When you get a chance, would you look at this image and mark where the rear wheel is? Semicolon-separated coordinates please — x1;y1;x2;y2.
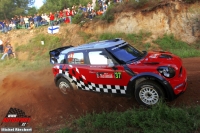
57;78;73;94
135;80;164;106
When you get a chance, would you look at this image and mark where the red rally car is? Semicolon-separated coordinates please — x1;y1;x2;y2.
49;38;187;106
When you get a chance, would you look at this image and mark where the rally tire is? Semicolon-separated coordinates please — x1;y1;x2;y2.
135;80;164;106
57;78;73;95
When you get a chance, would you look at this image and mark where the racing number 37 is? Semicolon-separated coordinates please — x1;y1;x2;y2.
115;72;121;79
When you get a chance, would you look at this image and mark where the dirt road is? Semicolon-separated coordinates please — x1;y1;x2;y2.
0;57;200;132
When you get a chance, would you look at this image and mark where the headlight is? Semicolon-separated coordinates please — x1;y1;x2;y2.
157;66;175;78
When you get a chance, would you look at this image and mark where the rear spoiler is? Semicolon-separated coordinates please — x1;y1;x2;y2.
49;45;73;64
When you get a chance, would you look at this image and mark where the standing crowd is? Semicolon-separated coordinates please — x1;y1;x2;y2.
0;0;126;33
0;0;126;60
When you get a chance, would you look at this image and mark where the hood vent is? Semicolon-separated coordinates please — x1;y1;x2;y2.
143;62;159;65
159;54;173;59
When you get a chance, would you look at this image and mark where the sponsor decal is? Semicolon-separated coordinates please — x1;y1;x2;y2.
97;72;114;78
96;72;122;79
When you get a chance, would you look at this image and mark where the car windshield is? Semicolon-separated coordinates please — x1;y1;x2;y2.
107;43;145;63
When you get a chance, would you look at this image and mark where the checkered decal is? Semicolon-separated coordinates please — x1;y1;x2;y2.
5;108;30;118
59;66;127;94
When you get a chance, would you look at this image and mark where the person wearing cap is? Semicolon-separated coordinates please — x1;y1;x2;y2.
0;39;3;54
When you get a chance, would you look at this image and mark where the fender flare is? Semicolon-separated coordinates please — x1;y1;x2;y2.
54;73;73;87
126;72;175;101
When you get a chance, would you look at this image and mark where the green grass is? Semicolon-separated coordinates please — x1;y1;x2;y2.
155;34;200;58
15;34;62;60
56;103;200;133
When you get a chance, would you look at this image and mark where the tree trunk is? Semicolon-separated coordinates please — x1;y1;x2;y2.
3;11;7;20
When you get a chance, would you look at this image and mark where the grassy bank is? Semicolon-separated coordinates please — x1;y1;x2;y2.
57;103;200;133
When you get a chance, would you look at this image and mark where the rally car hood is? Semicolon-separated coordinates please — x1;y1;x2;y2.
139;51;182;66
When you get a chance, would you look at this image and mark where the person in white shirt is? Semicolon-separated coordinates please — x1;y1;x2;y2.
24;16;29;29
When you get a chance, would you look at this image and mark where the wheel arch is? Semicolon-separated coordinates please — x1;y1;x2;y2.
126;72;175;101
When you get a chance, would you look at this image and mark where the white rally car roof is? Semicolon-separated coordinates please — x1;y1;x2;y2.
61;38;126;54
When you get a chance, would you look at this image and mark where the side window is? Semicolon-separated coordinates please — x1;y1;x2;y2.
89;51;108;65
68;52;84;64
57;54;66;64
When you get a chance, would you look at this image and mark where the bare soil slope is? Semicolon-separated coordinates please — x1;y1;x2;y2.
0;57;200;132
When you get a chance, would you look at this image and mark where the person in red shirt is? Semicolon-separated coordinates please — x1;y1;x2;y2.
49;12;55;26
65;8;72;24
58;10;64;23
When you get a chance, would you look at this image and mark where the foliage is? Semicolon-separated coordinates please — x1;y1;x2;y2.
57;103;200;133
101;4;115;23
0;0;35;20
38;0;91;14
72;12;84;24
183;0;200;3
15;33;62;60
154;34;200;58
27;7;37;15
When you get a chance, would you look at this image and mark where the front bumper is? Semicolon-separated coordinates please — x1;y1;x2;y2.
171;66;187;95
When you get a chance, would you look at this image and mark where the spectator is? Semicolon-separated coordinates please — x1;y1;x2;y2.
87;4;92;19
19;16;24;27
0;39;3;54
108;0;111;6
49;12;55;26
9;21;16;30
28;15;34;25
46;15;50;25
33;14;38;27
37;14;43;26
0;43;16;60
82;6;87;12
66;8;72;24
89;9;96;20
28;22;35;29
103;3;108;14
97;9;103;15
92;0;96;8
99;2;103;11
7;44;16;58
58;11;64;23
24;16;29;29
15;16;20;29
54;11;58;25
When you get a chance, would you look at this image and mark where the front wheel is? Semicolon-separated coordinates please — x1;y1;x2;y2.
135;80;164;106
57;78;73;94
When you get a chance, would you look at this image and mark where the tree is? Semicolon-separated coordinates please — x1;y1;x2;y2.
27;7;37;15
0;0;35;20
38;0;90;14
